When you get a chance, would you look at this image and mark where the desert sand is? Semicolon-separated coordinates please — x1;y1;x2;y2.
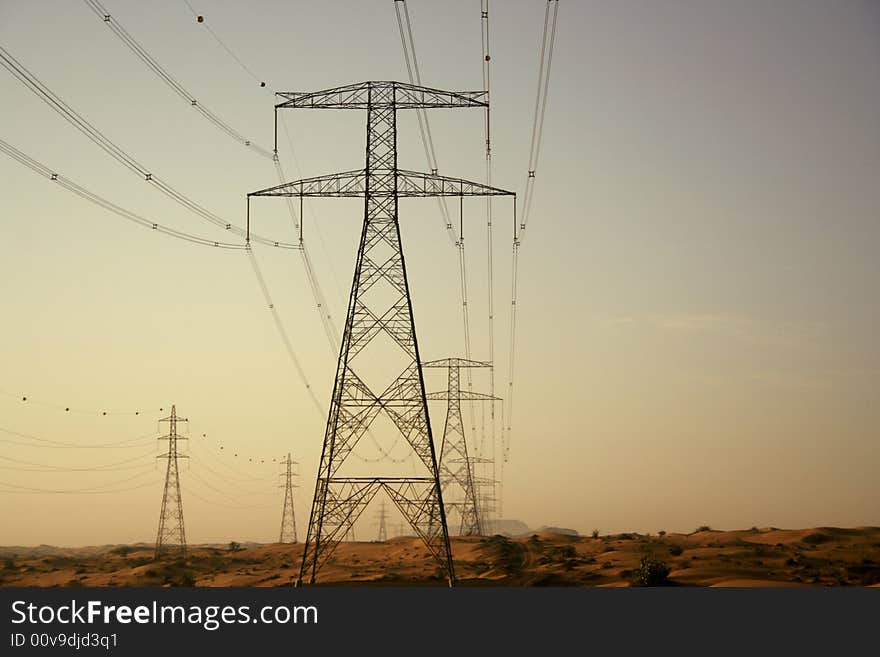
1;527;878;587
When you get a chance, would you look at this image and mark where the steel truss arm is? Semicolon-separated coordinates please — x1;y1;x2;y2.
276;81;487;110
249;169;513;199
425;390;501;402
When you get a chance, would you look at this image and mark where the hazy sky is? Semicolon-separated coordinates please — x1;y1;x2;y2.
0;0;877;546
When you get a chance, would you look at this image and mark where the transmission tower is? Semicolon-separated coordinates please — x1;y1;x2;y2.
423;358;499;535
154;405;188;559
279;453;298;544
375;500;389;542
248;81;515;586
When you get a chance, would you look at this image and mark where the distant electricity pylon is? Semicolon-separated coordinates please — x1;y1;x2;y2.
155;405;188;559
375;500;389;542
279;453;298;544
248;81;515;586
423;358;500;536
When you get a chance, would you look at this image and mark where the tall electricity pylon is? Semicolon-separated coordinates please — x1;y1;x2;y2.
279;453;298;544
155;405;188;559
423;358;500;535
375;499;389;542
248;81;515;586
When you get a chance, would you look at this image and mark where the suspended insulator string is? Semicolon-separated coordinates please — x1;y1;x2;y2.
393;0;457;246
0;426;158;450
279;113;347;304
520;0;559;237
0;139;247;250
180;0;268;88
0;45;297;250
271;155;339;355
83;0;273;158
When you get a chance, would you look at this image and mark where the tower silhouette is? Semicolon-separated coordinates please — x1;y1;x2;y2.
375;499;389;542
154;405;187;559
248;81;515;586
423;358;499;535
279;453;298;544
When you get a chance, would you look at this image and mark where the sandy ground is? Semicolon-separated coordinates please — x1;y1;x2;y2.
1;527;879;587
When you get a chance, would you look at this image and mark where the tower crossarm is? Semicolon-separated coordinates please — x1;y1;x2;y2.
276;81;487;110
249;169;512;199
425;390;501;402
422;358;492;369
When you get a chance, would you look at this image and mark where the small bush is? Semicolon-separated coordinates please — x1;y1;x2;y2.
695;525;712;533
591;529;600;539
228;541;242;553
658;530;666;538
669;545;684;557
632;556;671;587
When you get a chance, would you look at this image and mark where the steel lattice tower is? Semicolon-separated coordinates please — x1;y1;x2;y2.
423;358;499;535
154;405;188;559
375;499;389;542
279;453;298;544
248;81;514;586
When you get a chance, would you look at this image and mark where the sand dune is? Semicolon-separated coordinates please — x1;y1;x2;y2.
1;527;878;587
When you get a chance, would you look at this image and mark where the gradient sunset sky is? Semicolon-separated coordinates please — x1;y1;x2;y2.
0;0;877;545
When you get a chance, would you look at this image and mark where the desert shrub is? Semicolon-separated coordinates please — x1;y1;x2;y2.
750;526;759;532
658;530;666;538
180;572;196;586
669;545;684;557
228;541;242;552
632;556;671;586
591;529;600;539
801;533;830;545
695;525;712;533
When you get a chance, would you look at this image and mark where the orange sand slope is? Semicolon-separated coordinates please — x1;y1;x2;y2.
1;527;879;587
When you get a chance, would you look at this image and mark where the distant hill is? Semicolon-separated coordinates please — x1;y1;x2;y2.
536;526;579;537
484;519;531;537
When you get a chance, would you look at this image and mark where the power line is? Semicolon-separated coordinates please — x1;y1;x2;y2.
0;426;157;450
0;467;158;494
0;450;156;472
0;139;248;250
502;1;559;511
0;479;159;495
84;0;273;158
0;44;298;250
179;0;269;89
0;386;167;417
